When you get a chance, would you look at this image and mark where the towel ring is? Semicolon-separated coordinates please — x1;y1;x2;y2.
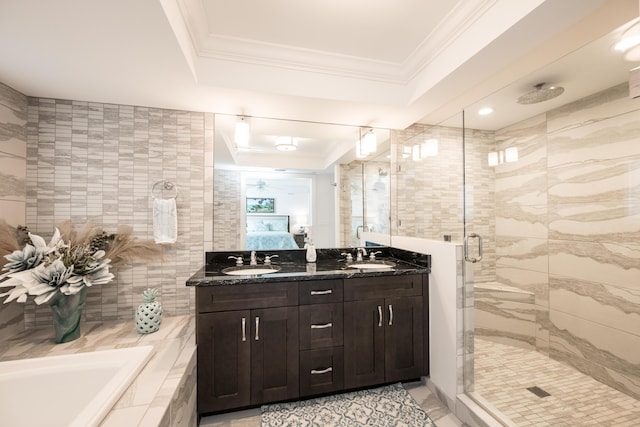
152;180;178;200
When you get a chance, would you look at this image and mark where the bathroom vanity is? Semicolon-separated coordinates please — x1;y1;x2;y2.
186;247;430;415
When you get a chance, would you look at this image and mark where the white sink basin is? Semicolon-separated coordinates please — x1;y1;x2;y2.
222;265;282;276
347;261;396;269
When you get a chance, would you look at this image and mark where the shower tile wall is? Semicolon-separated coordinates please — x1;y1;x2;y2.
0;82;27;335
545;83;640;400
23;97;214;328
492;113;550;353
391;122;496;285
339;161;363;247
484;83;640;400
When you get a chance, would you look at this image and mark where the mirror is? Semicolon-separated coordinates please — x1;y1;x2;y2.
213;114;390;251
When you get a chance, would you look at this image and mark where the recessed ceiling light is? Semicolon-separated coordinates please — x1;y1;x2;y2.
478;107;494;116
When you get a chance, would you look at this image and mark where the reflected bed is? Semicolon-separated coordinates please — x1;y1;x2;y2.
246;214;298;250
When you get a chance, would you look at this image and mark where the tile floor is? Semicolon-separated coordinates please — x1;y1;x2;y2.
474;338;640;427
199;381;466;426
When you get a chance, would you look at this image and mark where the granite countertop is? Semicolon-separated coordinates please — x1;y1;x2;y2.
187;246;430;286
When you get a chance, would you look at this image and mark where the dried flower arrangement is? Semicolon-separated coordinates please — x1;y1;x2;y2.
0;220;164;305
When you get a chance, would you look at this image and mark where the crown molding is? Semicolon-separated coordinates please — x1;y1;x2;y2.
174;0;501;86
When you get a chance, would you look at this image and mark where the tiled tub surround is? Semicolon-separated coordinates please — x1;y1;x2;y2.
0;315;196;427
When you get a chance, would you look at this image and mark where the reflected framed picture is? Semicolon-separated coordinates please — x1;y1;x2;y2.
246;197;275;213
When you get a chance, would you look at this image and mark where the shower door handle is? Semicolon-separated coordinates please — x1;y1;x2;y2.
464;233;483;263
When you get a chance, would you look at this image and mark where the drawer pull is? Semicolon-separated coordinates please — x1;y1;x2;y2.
388;304;393;326
311;367;333;375
255;316;260;341
310;289;332;296
241;317;246;342
377;305;383;327
311;322;333;329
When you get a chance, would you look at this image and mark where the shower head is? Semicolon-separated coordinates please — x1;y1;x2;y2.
378;168;388;176
517;83;564;105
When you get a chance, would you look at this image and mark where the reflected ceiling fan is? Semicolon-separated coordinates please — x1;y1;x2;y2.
246;178;290;193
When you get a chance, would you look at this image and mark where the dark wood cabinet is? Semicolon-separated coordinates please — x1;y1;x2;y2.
344;299;385;388
343;275;425;389
250;307;299;405
298;280;344;397
196;285;299;414
197;310;251;412
196;273;428;415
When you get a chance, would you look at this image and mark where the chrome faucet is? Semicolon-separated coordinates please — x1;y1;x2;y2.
356;247;367;262
264;254;278;265
369;251;382;261
228;255;243;266
250;251;257;266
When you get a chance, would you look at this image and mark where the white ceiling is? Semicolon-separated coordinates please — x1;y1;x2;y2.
0;0;636;128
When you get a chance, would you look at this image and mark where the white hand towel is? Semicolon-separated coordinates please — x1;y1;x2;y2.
153;198;178;244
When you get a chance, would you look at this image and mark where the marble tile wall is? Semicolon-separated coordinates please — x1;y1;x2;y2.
212;169;241;250
486;82;640;400
391;122;496;285
493;113;550;353
0;82;27;335
22;97;214;328
338;160;389;247
545;83;640;399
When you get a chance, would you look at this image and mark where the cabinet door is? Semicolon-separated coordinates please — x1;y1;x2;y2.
344;299;385;389
251;307;299;405
385;296;424;382
197;310;251;413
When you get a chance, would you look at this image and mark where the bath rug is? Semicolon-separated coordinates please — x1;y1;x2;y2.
261;383;437;426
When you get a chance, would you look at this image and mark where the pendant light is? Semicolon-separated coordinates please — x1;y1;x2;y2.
361;128;377;155
234;117;250;148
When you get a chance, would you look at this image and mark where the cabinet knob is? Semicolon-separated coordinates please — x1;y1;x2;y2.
377;305;383;327
241;317;246;342
310;289;332;296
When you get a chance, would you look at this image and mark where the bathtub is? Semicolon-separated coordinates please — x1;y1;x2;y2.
0;345;154;427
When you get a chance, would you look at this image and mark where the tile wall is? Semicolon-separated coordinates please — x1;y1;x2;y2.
16;95;214;328
338;160;390;247
212;169;241;250
545;83;640;399
0;82;27;334
392;83;640;401
478;83;640;399
391;122;496;285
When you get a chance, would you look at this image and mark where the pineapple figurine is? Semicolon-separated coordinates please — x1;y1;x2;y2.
135;288;163;334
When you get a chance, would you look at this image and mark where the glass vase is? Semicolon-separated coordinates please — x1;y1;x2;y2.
49;287;87;343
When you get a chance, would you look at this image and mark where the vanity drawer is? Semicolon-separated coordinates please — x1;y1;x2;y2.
299;347;344;397
196;282;298;313
298;279;343;305
299;303;343;350
344;274;423;301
